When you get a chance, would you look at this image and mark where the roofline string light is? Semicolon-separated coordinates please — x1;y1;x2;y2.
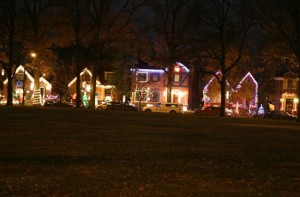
203;71;258;106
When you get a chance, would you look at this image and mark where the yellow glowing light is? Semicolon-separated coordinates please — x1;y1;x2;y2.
226;91;229;100
86;84;91;92
174;67;180;73
30;83;34;90
178;91;186;97
30;52;37;58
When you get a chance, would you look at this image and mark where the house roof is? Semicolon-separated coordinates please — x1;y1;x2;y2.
3;65;52;90
275;67;299;77
135;59;162;70
133;59;190;72
204;71;258;93
68;68;101;87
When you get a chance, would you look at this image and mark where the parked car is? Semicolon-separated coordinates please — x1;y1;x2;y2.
44;100;74;108
142;103;182;113
194;106;232;116
44;99;84;108
96;101;138;111
263;110;297;120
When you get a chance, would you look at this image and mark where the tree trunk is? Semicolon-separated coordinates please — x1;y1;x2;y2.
6;75;13;106
188;63;195;110
76;68;81;108
167;66;174;103
220;74;226;117
89;64;97;109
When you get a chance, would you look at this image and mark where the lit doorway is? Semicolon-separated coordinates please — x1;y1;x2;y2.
286;99;293;113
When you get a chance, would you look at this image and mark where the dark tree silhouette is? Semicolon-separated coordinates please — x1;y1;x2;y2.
192;0;253;116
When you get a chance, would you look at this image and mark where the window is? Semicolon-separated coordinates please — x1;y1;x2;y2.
174;74;180;82
149;89;159;102
104;72;113;81
135;91;147;101
150;73;160;82
136;72;147;82
287;79;294;89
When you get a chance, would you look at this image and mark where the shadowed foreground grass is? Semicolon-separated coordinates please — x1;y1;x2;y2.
0;107;300;196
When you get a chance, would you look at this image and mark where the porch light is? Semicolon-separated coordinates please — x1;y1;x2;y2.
30;52;37;58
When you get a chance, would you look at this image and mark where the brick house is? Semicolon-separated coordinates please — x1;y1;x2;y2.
273;70;299;115
130;62;190;108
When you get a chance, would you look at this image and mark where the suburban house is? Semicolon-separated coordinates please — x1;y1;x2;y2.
203;71;258;115
1;65;52;105
130;62;190;108
272;70;299;115
202;71;233;107
67;68;114;106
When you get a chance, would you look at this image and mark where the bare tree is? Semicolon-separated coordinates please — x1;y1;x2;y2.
192;0;252;116
23;0;56;105
0;0;25;106
58;0;91;108
146;0;194;103
259;0;300;120
87;0;147;108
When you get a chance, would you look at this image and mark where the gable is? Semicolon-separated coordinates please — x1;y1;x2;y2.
68;68;101;87
283;71;297;78
3;65;52;90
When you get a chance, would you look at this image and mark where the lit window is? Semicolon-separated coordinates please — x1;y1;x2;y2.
104;72;113;81
136;72;147;82
1;69;4;76
174;74;180;82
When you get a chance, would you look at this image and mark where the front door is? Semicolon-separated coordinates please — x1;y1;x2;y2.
286;99;293;113
172;94;178;103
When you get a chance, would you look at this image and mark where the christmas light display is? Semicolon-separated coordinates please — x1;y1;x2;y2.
130;68;164;73
203;71;258;111
235;72;258;105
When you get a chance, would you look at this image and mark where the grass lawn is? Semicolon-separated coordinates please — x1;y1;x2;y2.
0;107;300;196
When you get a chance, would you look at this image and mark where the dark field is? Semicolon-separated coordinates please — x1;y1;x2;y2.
0;107;300;196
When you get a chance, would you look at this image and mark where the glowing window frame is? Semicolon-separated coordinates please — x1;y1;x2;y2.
174;74;180;82
136;72;148;82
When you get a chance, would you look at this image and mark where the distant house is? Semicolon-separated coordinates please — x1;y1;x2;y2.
130;62;190;107
202;71;233;107
273;70;299;115
2;65;52;105
202;71;258;115
67;68;114;105
231;72;258;114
